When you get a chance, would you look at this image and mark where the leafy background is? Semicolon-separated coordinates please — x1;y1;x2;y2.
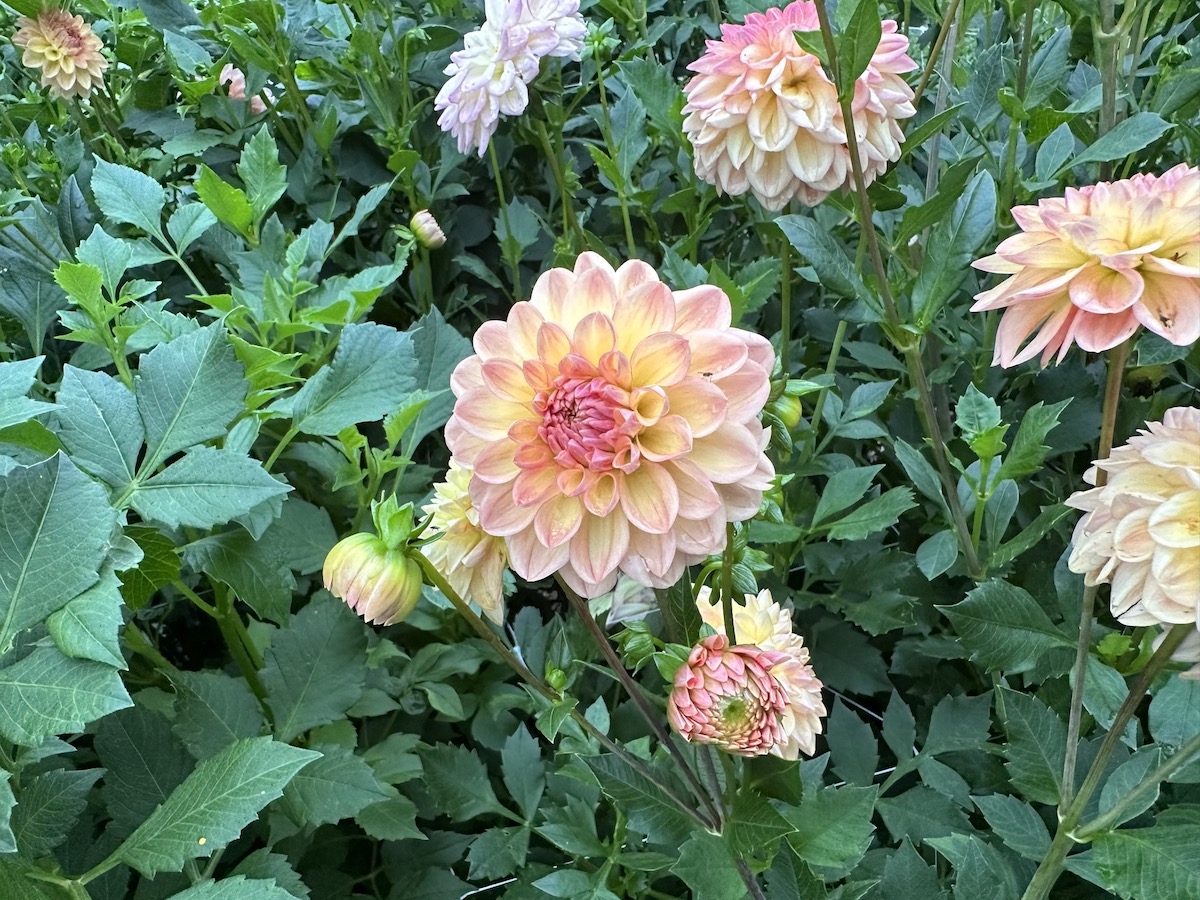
0;0;1198;897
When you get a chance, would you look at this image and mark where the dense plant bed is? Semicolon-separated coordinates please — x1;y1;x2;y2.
0;0;1197;898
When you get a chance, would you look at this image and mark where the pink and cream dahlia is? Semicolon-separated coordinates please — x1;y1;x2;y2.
219;64;271;115
435;0;585;156
668;634;788;756
697;587;825;757
1067;406;1200;629
13;10;108;100
421;460;509;624
446;252;775;598
973;164;1200;367
682;2;915;210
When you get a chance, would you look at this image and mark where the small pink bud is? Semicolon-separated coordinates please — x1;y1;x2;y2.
411;210;446;249
323;533;423;626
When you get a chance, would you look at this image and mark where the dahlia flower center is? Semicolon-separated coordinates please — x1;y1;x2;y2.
536;374;641;472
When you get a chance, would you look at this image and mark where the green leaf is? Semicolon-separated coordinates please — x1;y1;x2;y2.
228;850;310;899
500;725;545;821
938;581;1073;673
46;568;126;668
262;596;368;743
0;358;53;430
955;384;1002;440
166;203;217;253
823;487;916;541
134;323;248;472
95;706;194;837
1000;688;1066;805
115;737;318;877
972;794;1051;860
119;525;181;610
726;790;795;856
0;256;68;348
587;754;696;845
892;438;947;508
929;832;1019;900
183;531;295;625
836;0;882;97
1057;113;1174;174
467;826;531;880
1093;826;1200;900
195;166;255;241
269;323;418;436
916;530;958;580
170;671;265;760
812;465;883;526
784;785;878;869
279;746;389;827
882;692;916;763
618;57;684;139
76;226;132;294
9;768;102;857
828;700;878;785
1149;674;1200;747
163;876;298;900
0;453;116;654
664;574;702;646
0;772;14;854
130;447;290;530
419;743;507;821
923;693;993;756
1099;749;1164;828
0;855;61;899
403;309;472;447
913;171;996;330
91;157;166;236
1034;123;1076;184
997;400;1070;481
0;646;131;745
877;786;973;847
777;216;870;304
876;839;947;900
671;832;748;900
988;503;1073;570
355;796;422;840
52;367;143;490
257;498;337;576
238;129;288;227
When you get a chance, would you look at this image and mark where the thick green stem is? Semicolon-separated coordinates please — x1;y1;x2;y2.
1021;626;1192;900
488;142;522;298
596;69;637;259
534;120;584;250
779;238;793;373
721;524;738;644
1061;339;1130;804
970;455;992;554
413;553;718;830
998;0;1037;216
806;318;848;452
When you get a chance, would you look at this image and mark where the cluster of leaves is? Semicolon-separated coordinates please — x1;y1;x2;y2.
0;0;1198;897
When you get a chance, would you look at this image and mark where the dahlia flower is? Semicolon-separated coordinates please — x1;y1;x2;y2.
446;252;775;598
435;0;585;156
324;533;424;626
972;164;1200;367
1164;628;1200;681
13;10;109;100
218;64;271;115
421;460;509;624
411;209;447;249
667;634;788;756
682;2;915;210
697;587;825;757
1067;406;1200;629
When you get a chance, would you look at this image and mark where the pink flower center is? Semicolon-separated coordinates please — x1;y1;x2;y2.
535;373;638;472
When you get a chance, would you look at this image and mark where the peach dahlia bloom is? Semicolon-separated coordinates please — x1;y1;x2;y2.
219;64;271;115
13;10;108;100
668;634;789;756
446;252;774;598
697;587;825;757
972;164;1200;367
421;460;509;624
1067;407;1200;629
682;2;915;210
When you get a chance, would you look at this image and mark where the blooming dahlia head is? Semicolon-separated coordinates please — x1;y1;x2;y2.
697;587;825;757
219;64;271;115
446;252;775;598
421;460;509;624
1067;406;1200;629
682;2;915;210
13;10;109;100
973;164;1200;367
668;634;788;756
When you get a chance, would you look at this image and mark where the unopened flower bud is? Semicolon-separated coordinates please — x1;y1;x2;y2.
545;667;567;691
768;395;803;430
410;210;446;249
323;533;424;626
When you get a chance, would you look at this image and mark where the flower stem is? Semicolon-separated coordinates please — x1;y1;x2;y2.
911;0;964;108
1061;339;1130;805
558;577;724;827
414;553;719;831
596;69;638;259
812;0;982;579
488;142;522;298
1021;625;1191;900
721;524;738;644
535;120;585;251
779;237;793;373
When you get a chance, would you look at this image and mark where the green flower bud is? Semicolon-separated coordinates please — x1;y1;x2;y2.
545;667;567;692
768;394;802;430
323;533;424;626
410;209;446;249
